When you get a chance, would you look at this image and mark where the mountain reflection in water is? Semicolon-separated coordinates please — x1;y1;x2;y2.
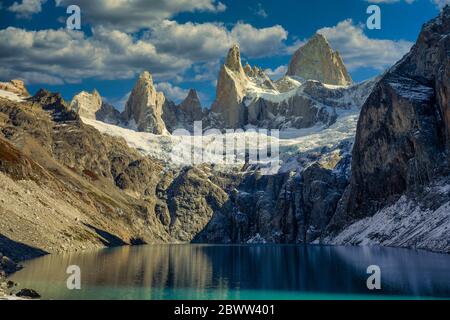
9;245;450;300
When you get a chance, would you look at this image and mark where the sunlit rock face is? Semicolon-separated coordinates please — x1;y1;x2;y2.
0;79;30;97
286;33;352;86
70;90;102;120
123;71;168;134
211;44;249;129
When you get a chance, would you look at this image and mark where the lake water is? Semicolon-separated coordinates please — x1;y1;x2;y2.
8;245;450;300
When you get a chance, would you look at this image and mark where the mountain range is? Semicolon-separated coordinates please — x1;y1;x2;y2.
0;6;449;267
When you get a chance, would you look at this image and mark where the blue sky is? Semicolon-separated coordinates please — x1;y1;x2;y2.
0;0;446;109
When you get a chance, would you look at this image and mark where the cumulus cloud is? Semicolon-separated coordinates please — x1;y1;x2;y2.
284;39;306;55
55;0;226;32
366;0;449;9
432;0;450;9
155;82;190;103
231;23;288;58
8;0;46;19
145;20;288;61
190;61;221;83
0;1;291;86
365;0;415;3
0;27;191;84
318;19;413;71
264;65;287;80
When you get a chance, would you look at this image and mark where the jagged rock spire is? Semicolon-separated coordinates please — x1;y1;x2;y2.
287;33;352;86
70;89;102;120
225;44;246;75
122;71;168;134
211;44;249;128
179;89;203;122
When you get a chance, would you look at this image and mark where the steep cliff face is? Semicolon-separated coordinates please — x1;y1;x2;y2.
179;89;203;122
211;45;249;129
123;71;168;134
70;90;102;120
163;89;204;133
329;6;450;231
209;41;362;130
194;147;352;244
287;33;352;86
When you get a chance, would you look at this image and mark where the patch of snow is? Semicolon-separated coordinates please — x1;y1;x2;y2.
82;105;360;174
326;195;450;253
0;89;24;102
388;78;434;101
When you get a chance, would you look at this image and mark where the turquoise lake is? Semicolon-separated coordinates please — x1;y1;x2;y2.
8;244;450;300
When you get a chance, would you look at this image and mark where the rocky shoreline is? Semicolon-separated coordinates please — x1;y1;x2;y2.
0;253;20;299
0;252;45;299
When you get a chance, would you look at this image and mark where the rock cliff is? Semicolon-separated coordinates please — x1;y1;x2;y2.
325;6;450;253
70;90;103;120
287;34;352;86
211;44;249;129
122;71;168;134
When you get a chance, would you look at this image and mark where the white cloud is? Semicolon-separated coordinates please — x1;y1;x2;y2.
366;0;450;9
318;19;413;71
55;0;226;32
8;0;46;19
284;39;305;55
105;91;130;111
0;18;290;86
190;61;221;83
432;0;450;9
155;82;189;103
146;20;288;61
231;23;288;58
365;0;415;3
0;27;191;85
264;65;287;80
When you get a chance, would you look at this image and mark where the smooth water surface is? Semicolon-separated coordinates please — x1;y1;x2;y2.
9;245;450;300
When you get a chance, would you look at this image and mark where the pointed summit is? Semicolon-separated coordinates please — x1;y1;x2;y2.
122;71;167;134
139;70;153;83
186;88;199;101
287;33;352;86
211;45;250;128
244;63;253;77
225;44;245;75
70;89;102;120
179;89;203;122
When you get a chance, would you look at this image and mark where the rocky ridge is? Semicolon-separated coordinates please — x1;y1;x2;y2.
0;8;448;261
71;34;358;132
